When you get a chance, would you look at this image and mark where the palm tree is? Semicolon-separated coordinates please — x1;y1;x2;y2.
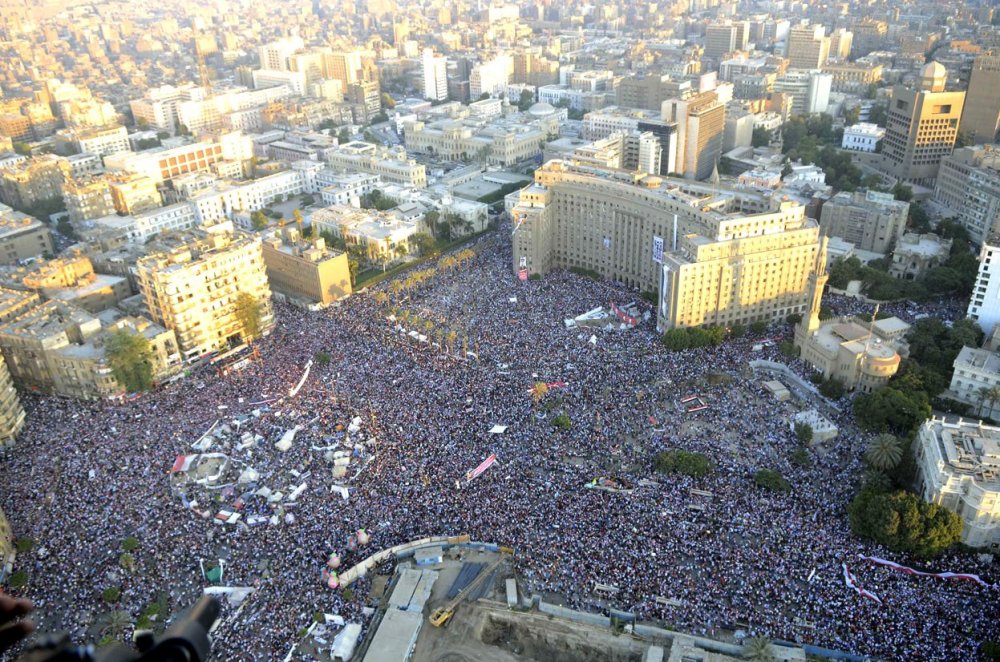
446;330;458;353
532;382;549;406
977;386;991;417
985;386;1000;419
373;291;388;306
101;610;131;639
743;636;774;662
389;280;403;301
865;433;903;471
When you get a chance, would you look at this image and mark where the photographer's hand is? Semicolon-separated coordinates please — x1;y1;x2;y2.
0;590;33;653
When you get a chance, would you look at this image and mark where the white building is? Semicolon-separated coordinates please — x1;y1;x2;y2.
259;36;305;71
470;56;511;99
968;241;1000;334
318;172;380;207
326;142;427;188
60;125;131;158
949;347;1000;419
773;71;832;116
421;49;448;102
842;123;885;152
129;84;207;133
915;417;1000;550
311;204;422;261
253;69;308;96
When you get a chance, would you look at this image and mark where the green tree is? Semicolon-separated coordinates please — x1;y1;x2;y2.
654;450;713;477
754;469;790;492
380;92;396;109
410;232;436;256
751;127;771;147
234;292;264;342
749;320;769;335
819;378;845;399
794;422;813;445
105;331;154;393
517;89;535;111
551;413;571;430
337;128;351;144
103;587;122;603
848;489;963;558
12;142;31;156
662;328;690;351
743;635;774;662
122;536;139;552
864;433;903;471
7;570;28;588
250;210;268;231
891;182;913;202
854;387;931;433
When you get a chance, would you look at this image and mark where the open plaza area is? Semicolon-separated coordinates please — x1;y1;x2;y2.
0;231;997;661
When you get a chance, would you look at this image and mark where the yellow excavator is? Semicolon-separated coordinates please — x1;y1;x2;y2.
429;549;512;627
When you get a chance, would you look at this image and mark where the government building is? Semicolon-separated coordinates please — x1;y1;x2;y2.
510;160;825;330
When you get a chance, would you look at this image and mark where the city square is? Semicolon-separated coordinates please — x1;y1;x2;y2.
1;233;996;661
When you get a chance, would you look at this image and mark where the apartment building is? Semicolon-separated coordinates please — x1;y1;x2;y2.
0;351;24;451
135;231;273;358
0;156;71;211
934;146;1000;245
661;92;725;180
327;142;427;187
787;25;830;70
13;255;131;313
261;227;352;305
510;160;824;330
55;125;130;158
949;347;1000;419
821;61;883;93
63;176;115;222
104;132;253;185
311;205;421;262
0;204;54;262
960;54;1000;145
819;189;908;254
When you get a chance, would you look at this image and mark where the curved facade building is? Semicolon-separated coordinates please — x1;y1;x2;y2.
0;352;25;453
511;160;824;330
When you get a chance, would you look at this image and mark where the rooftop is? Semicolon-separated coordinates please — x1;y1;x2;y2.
926;417;1000;488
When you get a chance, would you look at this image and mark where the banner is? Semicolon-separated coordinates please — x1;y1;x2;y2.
842;563;882;605
465;453;497;482
518;268;528;282
652;235;664;264
610;301;638;327
859;555;992;587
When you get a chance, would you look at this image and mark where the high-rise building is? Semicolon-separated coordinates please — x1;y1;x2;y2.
934;146;1000;245
960;54;1000;146
968;241;1000;333
704;24;739;60
829;29;853;61
470;57;511;99
135;231;273;359
787;25;830;70
62;176;115;222
881;62;965;188
258;36;305;71
819;189;909;254
0;351;25;451
422;49;448;101
661;92;725;180
773;71;832;116
0;155;70;211
261;227;352;305
323;51;363;88
510;160;824;330
851;19;888;58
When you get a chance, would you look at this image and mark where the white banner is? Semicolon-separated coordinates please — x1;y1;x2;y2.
652;235;664;264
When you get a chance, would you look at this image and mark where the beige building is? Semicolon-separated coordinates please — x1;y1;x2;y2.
311;205;421;263
787;25;831;70
403;109;558;167
0;155;71;211
108;174;162;216
794;276;909;393
948;347;1000;419
661;92;725;180
890;233;952;280
0;300;180;399
821;61;883;93
0;352;25;451
510;160;824;330
326;142;427;187
819;189;908;254
136;231;273;359
262;227;352;306
881;63;966;188
0;204;54;263
915;417;1000;550
934;146;1000;245
63;176;116;223
960;54;1000;146
11;255;132;313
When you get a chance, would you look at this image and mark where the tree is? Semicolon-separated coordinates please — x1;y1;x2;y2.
12;142;31;156
234;292;264;342
478;92;491;101
891;182;913;202
818;377;845;399
7;570;28;589
654;450;713;477
865;433;903;471
848;489;963;558
424;210;440;239
337;128;351;144
662;329;690;351
103;587;122;603
854;387;931;434
292;208;304;232
749;320;769;335
551;413;571;430
380;92;396;109
410;232;436;256
754;469;790;492
517;89;535;111
122;536;139;552
751;126;771;147
743;635;774;662
105;331;154;393
794;422;813;445
250;210;268;231
531;381;549;405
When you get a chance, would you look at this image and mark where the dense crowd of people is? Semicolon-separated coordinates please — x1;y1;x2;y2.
0;231;996;661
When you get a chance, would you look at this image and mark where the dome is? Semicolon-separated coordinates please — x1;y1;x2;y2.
921;61;946;79
528;102;556;117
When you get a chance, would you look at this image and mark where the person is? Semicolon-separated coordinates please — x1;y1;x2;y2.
0;591;33;654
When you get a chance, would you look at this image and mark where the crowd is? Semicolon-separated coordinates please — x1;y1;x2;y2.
0;230;996;661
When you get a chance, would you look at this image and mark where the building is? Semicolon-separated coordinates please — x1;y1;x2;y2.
915;417;1000;550
422;49;448;102
311;205;421;262
253;69;308;96
510;160;824;330
346;81;381;120
0;300;179;399
960;55;1000;146
705;23;744;60
63;176;115;222
772;71;832;116
661;92;725;180
129;84;206;133
0;156;71;211
949;348;1000;419
829;28;854;61
108;174;161;215
324;51;363;88
326;142;427;187
261;227;352;305
795;263;909;392
55;125;130;158
104;132;253;185
0;352;25;451
258;36;305;71
404;111;554;167
842;123;885;152
135;231;273;359
881;62;965;188
821;61;883;94
934;147;1000;245
890;233;952;280
787;25;830;70
819;189;909;254
968;241;1000;334
13;255;131;313
469;57;511;99
0;204;54;262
